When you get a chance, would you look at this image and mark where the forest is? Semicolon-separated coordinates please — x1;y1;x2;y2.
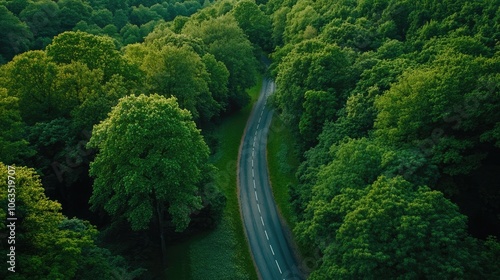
268;0;500;278
1;0;500;279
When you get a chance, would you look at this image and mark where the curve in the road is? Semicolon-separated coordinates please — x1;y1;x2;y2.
238;77;305;280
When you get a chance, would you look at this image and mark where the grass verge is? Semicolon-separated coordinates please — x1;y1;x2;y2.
266;113;300;229
165;76;262;280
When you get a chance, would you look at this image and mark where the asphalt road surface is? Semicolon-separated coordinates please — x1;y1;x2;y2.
238;77;305;280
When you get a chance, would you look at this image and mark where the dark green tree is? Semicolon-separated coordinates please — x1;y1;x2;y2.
19;0;60;41
274;39;352;149
232;0;272;51
0;5;32;61
0;164;142;280
58;0;93;30
91;8;113;28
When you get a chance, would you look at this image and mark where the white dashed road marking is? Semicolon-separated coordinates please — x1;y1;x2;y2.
246;85;289;279
275;260;283;274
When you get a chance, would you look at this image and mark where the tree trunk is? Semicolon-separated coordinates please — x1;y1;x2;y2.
156;203;168;268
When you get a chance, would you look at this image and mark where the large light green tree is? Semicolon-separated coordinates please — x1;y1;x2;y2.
87;94;211;265
138;45;219;122
1;50;59;124
374;51;500;177
46;31;141;82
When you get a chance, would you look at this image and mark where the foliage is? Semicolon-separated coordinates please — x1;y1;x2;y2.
232;0;272;52
0;0;212;61
0;5;31;61
309;176;474;279
88;94;212;232
182;14;258;111
1;51;59;124
134;44;218;122
0;164;140;280
374;52;500;177
0;88;33;163
269;0;500;278
46;31;140;81
0;1;263;278
274;39;352;150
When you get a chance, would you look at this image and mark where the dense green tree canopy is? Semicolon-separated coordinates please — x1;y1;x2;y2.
46;31;139;81
0;0;213;61
182;15;258;110
269;0;500;278
374;51;500;176
0;5;31;62
0;89;33;163
232;0;272;51
134;44;218;122
3;0;499;278
0;163;141;280
274;39;352;149
310;176;473;280
2;50;59;124
88;94;210;232
0;1;263;278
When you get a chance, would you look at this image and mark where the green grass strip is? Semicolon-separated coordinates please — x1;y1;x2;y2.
266;114;300;229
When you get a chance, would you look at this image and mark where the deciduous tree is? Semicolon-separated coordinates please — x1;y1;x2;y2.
310;176;473;280
0;88;33;163
87;94;212;265
0;5;32;61
182;15;257;111
0;163;142;280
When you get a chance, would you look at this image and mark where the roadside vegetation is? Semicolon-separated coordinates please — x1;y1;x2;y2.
267;0;500;278
266;114;299;228
0;0;268;278
166;76;261;279
2;0;500;279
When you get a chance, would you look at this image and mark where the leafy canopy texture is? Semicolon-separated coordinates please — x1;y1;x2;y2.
0;88;33;163
88;94;209;232
309;176;473;280
0;163;143;280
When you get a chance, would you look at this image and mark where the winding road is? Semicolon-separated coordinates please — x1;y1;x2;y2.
238;77;305;280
